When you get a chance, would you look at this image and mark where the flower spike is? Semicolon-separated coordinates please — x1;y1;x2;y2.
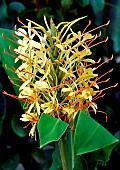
2;16;117;139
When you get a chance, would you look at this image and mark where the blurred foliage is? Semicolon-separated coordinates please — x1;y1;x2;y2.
0;0;120;169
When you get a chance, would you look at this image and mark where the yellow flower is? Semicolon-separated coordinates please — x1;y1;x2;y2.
20;112;38;139
3;16;117;139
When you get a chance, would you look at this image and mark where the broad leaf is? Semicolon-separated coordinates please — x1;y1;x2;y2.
37;113;69;148
49;144;62;170
8;1;26;13
74;111;118;163
108;2;120;53
76;0;90;7
73;156;86;170
90;0;105;26
90;0;105;10
114;130;120;155
11;114;29;137
0;28;23;106
1;153;19;170
61;0;73;9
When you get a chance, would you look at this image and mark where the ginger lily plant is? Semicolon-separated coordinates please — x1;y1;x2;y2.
0;16;119;170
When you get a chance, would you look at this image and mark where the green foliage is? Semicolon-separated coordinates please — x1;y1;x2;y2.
74;111;118;162
114;130;120;155
90;0;105;10
1;153;19;170
11;114;29;137
7;1;26;15
108;1;120;53
76;0;90;7
0;28;23;106
61;0;73;9
49;111;118;170
49;144;62;170
37;113;68;148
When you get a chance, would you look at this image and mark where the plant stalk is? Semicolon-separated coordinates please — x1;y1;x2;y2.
58;134;71;170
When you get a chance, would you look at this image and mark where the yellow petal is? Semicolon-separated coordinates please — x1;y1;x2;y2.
27;103;35;113
59;66;68;74
44;108;53;113
35;81;49;89
35;101;40;115
29;123;36;137
15;28;27;36
69;91;75;96
62;87;73;92
19;79;31;91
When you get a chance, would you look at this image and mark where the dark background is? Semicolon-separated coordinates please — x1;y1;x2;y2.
0;0;120;169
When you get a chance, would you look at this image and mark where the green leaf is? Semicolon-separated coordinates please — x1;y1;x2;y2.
90;0;105;26
37;113;68;148
108;3;120;53
73;156;86;170
74;111;119;163
76;0;90;7
90;0;105;10
0;0;7;20
0;28;23;106
61;0;73;9
8;1;26;13
114;130;120;155
11;114;29;137
1;153;19;170
49;144;62;170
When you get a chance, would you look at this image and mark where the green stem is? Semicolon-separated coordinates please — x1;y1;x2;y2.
58;134;71;170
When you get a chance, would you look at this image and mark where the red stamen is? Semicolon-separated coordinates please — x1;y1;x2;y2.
5;64;16;73
8;76;20;87
82;20;91;35
12;32;20;40
4;49;19;59
48;77;76;92
2;33;24;47
100;83;118;93
93;55;113;71
18;69;35;76
74;100;94;111
9;46;30;60
88;109;108;122
87;32;101;47
2;91;31;103
89;37;108;49
23;122;32;128
22;113;38;129
84;58;101;68
96;69;113;82
25;112;38;121
14;25;31;41
82;20;110;36
17;17;26;26
97;78;110;85
92;92;106;101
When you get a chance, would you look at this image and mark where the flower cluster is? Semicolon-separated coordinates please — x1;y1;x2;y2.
3;16;117;138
